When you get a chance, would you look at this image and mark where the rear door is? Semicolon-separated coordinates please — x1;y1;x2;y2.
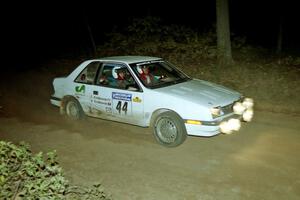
73;61;101;113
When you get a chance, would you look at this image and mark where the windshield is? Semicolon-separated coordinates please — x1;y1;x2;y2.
129;60;191;89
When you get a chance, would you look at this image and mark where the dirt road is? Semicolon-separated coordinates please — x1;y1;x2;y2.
0;110;299;200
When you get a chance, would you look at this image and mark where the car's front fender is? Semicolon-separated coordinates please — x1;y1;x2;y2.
144;90;211;126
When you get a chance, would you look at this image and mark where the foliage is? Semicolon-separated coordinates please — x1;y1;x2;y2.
0;141;112;200
277;55;300;66
100;16;300;65
100;16;217;60
27;16;290;114
94;16;300;114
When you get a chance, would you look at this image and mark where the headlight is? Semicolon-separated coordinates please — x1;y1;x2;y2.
210;107;221;118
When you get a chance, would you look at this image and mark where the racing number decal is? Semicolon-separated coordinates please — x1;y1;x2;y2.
116;101;128;114
112;92;132;116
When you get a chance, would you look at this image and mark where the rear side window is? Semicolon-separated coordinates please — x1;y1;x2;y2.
75;61;100;84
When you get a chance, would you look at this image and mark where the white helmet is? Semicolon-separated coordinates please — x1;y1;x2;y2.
137;65;144;74
112;66;121;79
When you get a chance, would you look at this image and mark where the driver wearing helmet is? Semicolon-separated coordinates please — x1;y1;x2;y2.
112;66;130;89
137;65;156;85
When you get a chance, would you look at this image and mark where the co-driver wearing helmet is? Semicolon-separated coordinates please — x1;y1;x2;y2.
112;66;132;89
137;65;157;85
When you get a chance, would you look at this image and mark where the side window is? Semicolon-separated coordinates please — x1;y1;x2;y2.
75;61;100;84
98;64;140;91
97;65;114;86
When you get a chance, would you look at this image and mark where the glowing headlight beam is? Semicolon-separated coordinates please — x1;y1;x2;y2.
228;118;241;131
243;109;254;122
220;121;233;134
242;98;254;109
233;102;246;115
220;118;241;134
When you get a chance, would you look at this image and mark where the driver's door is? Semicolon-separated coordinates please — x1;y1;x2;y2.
89;63;145;126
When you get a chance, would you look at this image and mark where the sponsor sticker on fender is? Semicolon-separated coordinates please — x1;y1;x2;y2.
112;92;132;101
133;97;142;103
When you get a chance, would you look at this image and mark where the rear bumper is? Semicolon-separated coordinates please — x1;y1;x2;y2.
50;96;61;107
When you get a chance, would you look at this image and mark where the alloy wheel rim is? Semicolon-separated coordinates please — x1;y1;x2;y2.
156;117;177;143
67;102;79;118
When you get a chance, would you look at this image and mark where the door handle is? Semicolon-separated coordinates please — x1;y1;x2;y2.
93;91;98;95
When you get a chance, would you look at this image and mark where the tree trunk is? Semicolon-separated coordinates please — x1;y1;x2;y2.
83;14;97;57
276;16;283;55
216;0;233;66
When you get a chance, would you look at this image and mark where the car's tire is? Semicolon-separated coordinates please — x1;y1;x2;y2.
65;98;84;120
152;111;187;147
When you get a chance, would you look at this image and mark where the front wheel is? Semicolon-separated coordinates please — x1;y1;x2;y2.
65;99;84;120
152;111;187;147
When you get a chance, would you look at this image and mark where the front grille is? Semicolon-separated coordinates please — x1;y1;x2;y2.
222;103;234;115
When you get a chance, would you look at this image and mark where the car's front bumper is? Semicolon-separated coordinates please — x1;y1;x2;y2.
184;113;244;137
185;97;254;137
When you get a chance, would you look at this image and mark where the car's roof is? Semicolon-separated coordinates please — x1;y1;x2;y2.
91;56;162;64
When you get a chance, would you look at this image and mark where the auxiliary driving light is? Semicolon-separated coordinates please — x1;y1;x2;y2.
228;118;241;131
220;118;241;134
242;109;254;122
220;121;233;134
233;102;246;115
242;98;254;109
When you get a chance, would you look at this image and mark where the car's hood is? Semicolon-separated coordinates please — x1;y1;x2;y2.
155;79;241;106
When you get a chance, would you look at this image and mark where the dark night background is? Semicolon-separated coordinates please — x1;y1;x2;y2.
4;1;300;69
1;2;300;198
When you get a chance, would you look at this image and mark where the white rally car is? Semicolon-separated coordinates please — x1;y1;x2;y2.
50;56;254;147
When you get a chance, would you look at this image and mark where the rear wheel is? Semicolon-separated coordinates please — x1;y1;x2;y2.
152;111;187;147
65;99;84;120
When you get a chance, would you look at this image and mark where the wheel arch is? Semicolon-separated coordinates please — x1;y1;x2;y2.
150;108;187;147
60;95;80;115
149;108;183;127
